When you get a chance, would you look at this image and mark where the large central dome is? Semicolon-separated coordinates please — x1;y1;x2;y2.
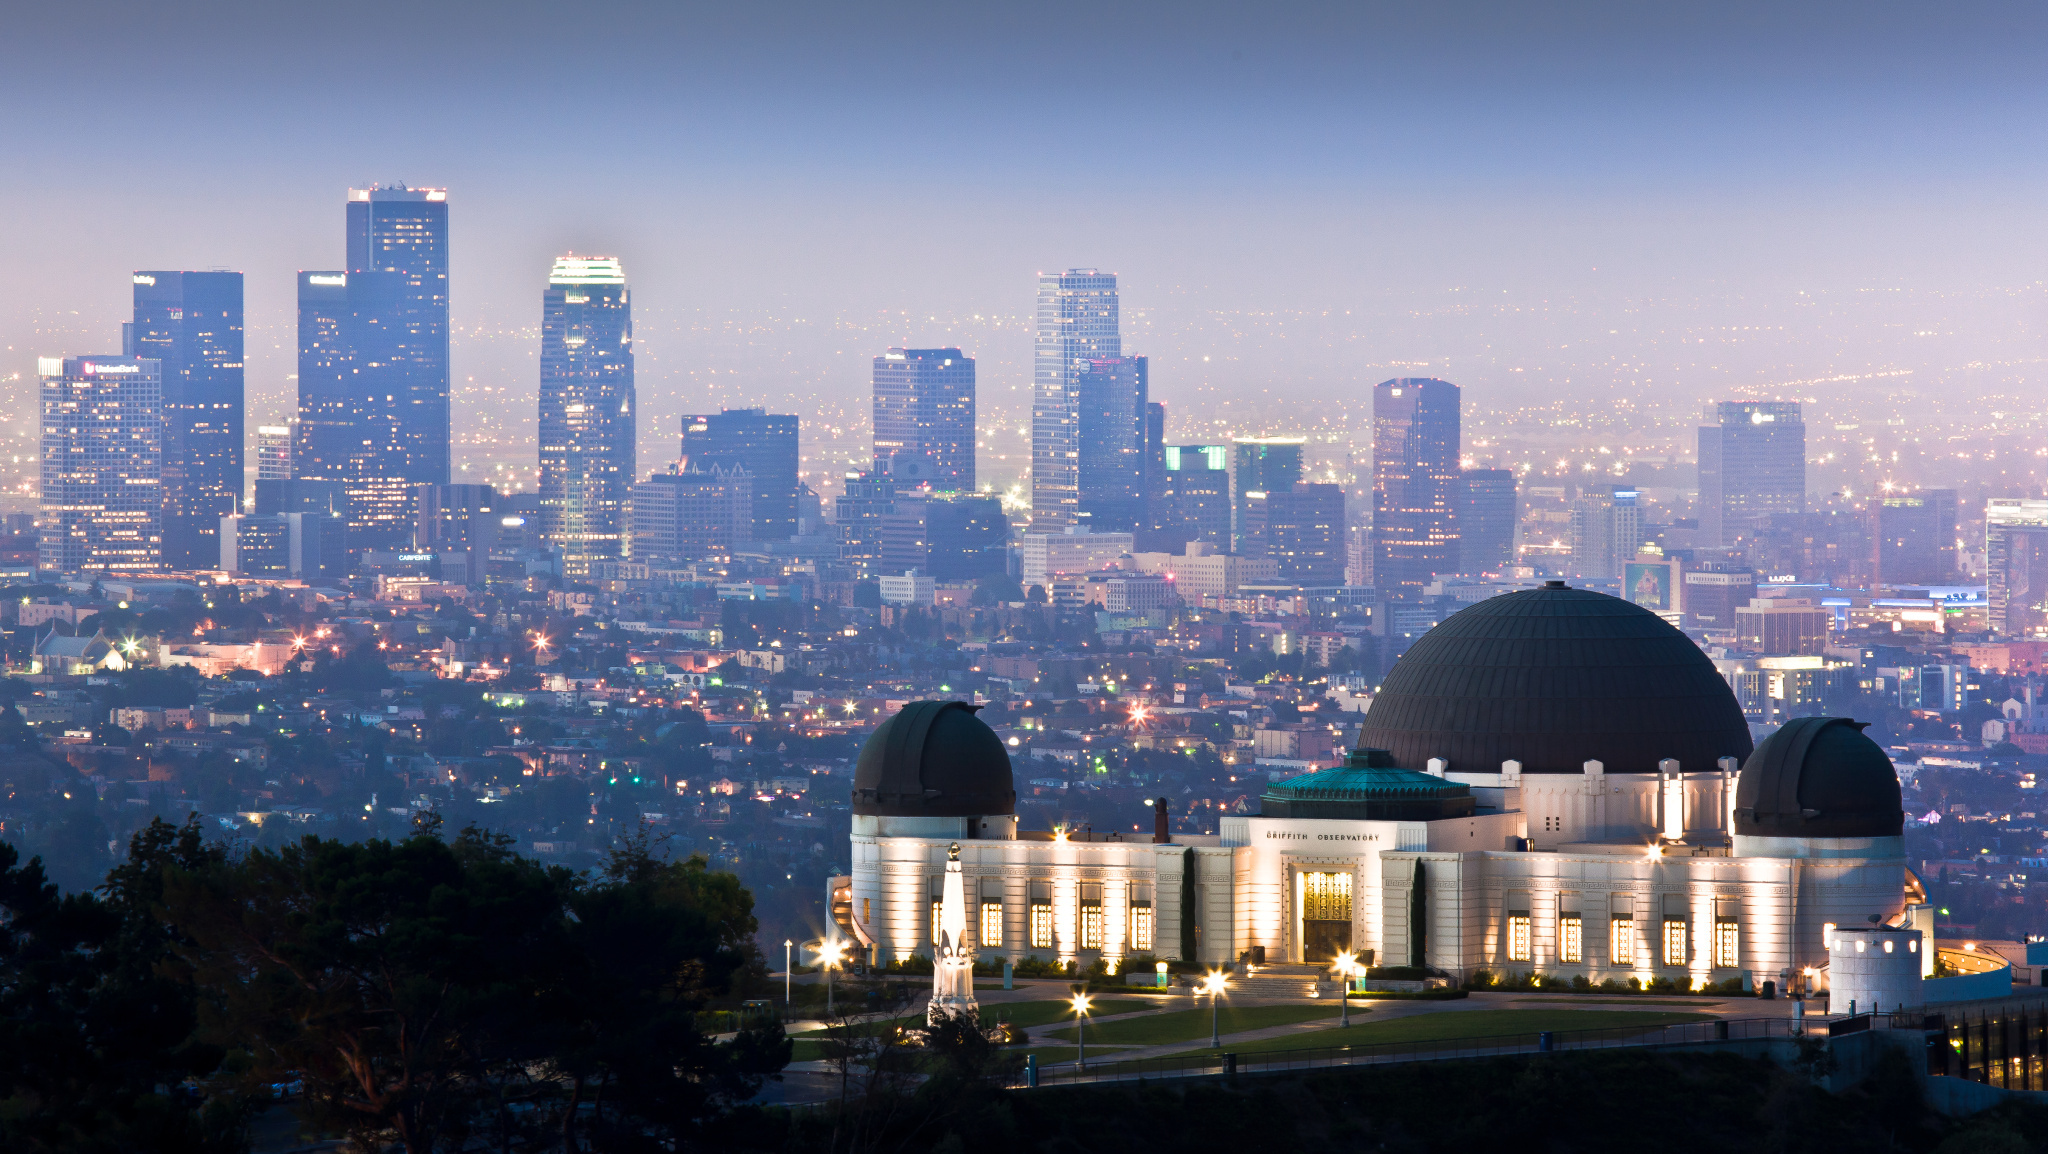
1355;582;1753;775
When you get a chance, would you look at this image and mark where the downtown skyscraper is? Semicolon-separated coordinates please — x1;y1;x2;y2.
539;256;634;574
128;271;242;569
872;347;975;488
296;186;449;551
38;355;163;573
1372;377;1461;605
1031;269;1120;527
1697;401;1804;547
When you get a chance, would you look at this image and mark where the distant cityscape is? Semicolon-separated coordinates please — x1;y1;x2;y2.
4;182;2045;959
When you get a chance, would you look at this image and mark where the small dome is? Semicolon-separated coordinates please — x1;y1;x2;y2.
1260;747;1476;821
1354;582;1753;774
1733;716;1903;839
852;700;1015;817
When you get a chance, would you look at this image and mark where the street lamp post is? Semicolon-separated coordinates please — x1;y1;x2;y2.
784;939;793;1007
819;937;848;1016
1201;970;1229;1049
1333;951;1358;1028
1070;992;1093;1070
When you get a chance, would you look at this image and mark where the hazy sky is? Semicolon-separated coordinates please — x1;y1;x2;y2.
5;1;2047;478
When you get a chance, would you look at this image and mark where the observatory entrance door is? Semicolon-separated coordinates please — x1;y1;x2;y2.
1301;871;1353;963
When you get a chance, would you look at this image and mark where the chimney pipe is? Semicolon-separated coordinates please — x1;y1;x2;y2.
1153;797;1170;843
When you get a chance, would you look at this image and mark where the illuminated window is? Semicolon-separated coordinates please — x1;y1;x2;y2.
931;899;942;946
1560;915;1583;963
980;901;1003;949
1080;882;1104;950
1822;921;1837;950
1611;916;1635;965
1030;901;1054;949
861;898;870;924
1130;902;1154;951
1663;918;1689;967
1714;918;1739;968
1507;915;1532;962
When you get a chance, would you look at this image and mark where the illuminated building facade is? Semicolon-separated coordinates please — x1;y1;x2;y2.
295;187;450;553
1372;378;1461;605
539;257;634;576
1154;444;1231;548
678;409;799;542
1698;401;1804;547
845;586;1923;1001
38;355;163;574
130;271;242;569
1876;490;1957;587
1074;356;1147;531
1987;498;2048;639
256;425;293;481
872;348;975;489
1230;438;1302;554
1032;270;1120;528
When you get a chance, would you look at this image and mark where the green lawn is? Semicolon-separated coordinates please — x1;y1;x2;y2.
979;998;1152;1030
1046;1002;1345;1046
1163;1007;1714;1058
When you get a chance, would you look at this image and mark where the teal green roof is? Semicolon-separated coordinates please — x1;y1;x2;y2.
1260;748;1472;805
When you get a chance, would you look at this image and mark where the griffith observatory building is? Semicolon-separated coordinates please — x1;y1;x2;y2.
836;582;1927;1001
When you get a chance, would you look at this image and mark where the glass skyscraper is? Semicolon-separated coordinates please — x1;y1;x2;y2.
38;355;163;574
679;409;800;541
1073;355;1147;531
294;186;449;554
1230;438;1304;553
1697;401;1804;546
872;347;975;488
1372;377;1461;605
346;185;450;486
1032;269;1119;527
130;271;242;570
539;256;634;575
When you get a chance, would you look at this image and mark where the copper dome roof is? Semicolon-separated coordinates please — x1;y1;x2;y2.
1354;582;1754;775
851;700;1016;817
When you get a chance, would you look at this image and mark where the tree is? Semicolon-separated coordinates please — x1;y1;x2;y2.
0;817;238;1153
550;833;788;1151
162;825;579;1154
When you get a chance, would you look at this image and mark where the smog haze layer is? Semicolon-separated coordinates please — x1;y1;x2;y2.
3;1;2045;501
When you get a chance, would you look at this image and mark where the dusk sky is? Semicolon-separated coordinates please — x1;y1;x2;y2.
7;1;2048;475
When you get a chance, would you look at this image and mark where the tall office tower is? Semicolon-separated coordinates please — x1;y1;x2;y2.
1143;402;1166;526
1242;482;1345;584
1371;378;1461;605
1877;489;1958;586
296;270;408;547
256;425;293;481
1697;401;1804;546
346;185;450;485
880;493;1010;580
1031;269;1119;527
872;348;975;488
1230;438;1304;553
1459;468;1517;573
1569;485;1642;579
1074;356;1147;530
628;468;753;566
678;409;798;541
38;355;163;574
131;272;243;569
835;470;897;579
1153;444;1232;549
1987;499;2048;638
538;256;635;576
